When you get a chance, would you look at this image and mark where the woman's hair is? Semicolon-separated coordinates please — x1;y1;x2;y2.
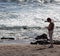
47;18;51;22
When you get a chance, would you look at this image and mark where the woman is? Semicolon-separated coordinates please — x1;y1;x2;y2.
46;18;54;48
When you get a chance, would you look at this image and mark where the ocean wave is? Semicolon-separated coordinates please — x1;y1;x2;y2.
0;25;42;30
0;0;59;3
0;2;60;28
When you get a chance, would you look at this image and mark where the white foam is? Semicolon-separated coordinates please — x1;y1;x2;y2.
0;2;60;27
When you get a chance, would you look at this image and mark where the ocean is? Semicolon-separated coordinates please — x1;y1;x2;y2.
0;1;60;44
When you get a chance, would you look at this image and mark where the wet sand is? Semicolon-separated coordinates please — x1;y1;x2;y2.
0;44;60;56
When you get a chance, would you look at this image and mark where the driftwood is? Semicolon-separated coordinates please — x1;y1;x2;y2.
1;37;14;40
30;40;60;45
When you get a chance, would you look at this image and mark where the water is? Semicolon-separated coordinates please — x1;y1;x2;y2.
0;2;60;27
0;1;60;44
